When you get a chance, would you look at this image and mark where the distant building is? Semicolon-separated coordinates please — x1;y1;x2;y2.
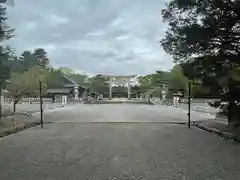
45;73;87;100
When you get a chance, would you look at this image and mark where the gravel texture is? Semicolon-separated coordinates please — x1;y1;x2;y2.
0;103;239;180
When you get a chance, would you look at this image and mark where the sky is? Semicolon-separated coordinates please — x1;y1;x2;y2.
6;0;173;76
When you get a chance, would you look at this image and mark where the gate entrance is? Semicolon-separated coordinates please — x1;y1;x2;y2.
96;74;137;100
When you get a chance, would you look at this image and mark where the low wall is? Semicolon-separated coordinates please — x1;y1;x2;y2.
3;97;83;104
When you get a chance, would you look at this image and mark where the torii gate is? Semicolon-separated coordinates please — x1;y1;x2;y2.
97;74;136;100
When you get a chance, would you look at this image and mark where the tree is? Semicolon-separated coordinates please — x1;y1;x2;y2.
0;4;14;42
68;74;89;85
88;76;109;93
4;47;25;73
168;65;188;94
33;48;49;68
137;75;154;92
161;0;240;79
0;3;14;120
0;47;11;118
161;0;240;123
16;48;50;71
45;69;66;88
58;67;75;75
19;51;38;70
7;65;48;112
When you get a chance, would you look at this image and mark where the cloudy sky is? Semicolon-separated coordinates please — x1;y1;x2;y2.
6;0;173;76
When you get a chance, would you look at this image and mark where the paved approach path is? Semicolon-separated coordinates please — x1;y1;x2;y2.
1;103;240;180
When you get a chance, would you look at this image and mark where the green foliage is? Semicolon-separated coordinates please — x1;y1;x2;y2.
88;76;109;93
19;51;38;70
7;65;48;98
33;48;49;68
137;75;154;92
8;48;50;73
68;74;89;85
0;47;10;81
0;4;14;81
58;67;75;75
168;65;188;93
0;4;14;42
161;0;240;122
137;66;188;96
0;3;14;119
161;0;240;78
45;69;65;88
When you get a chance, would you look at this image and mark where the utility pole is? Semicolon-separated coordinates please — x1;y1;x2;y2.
39;81;43;128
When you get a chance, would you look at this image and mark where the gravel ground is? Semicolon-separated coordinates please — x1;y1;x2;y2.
0;103;239;180
3;102;66;114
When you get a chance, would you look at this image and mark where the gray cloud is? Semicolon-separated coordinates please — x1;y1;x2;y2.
6;0;173;76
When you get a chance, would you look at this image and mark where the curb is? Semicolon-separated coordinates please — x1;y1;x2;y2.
195;123;240;143
0;104;77;138
0;121;41;138
20;104;74;115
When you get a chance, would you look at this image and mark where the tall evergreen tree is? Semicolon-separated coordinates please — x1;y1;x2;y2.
33;48;50;68
0;2;14;119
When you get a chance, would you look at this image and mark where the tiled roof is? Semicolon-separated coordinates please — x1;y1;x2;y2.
95;74;137;79
45;88;71;94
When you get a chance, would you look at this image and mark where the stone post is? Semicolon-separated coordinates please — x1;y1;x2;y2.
162;89;166;101
74;86;79;100
128;80;131;100
1;95;3;105
82;90;88;103
109;83;112;100
61;95;65;105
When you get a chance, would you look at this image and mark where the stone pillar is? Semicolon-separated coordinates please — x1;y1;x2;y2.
162;89;166;101
82;90;88;103
61;95;66;105
128;80;131;100
74;86;79;100
173;96;180;107
1;95;3;105
109;83;112;100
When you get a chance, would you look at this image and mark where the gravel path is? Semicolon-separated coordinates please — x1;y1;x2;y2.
0;103;239;180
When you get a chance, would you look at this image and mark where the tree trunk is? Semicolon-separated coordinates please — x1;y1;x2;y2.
13;98;19;113
13;101;16;113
